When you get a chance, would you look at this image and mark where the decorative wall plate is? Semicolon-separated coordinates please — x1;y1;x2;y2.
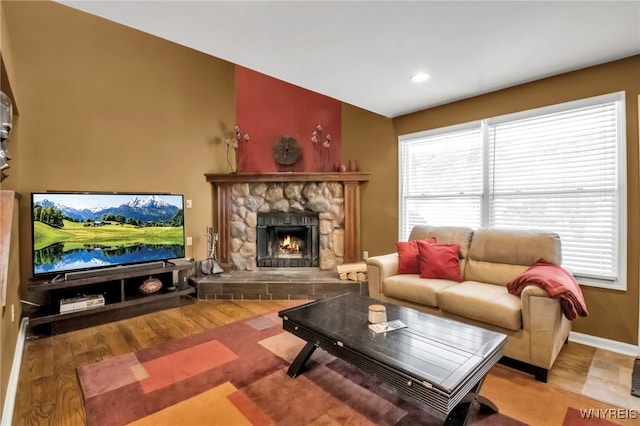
272;136;302;166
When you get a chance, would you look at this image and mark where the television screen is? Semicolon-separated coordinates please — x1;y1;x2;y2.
31;192;185;277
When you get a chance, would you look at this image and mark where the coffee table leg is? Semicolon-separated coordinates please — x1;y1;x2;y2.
443;375;497;426
287;342;317;378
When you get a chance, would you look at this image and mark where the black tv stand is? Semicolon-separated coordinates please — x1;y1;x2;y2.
26;260;195;335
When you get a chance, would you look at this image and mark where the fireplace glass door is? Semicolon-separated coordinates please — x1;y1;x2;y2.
257;212;319;267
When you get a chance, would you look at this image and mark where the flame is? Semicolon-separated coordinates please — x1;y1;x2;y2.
279;235;299;252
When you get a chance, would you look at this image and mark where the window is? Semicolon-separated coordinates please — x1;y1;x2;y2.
399;92;626;289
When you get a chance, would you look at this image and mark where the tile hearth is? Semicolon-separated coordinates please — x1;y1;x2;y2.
193;269;367;300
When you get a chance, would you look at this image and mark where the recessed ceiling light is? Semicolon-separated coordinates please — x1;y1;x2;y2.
410;73;430;83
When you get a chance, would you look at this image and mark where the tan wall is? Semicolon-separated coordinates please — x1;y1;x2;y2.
385;56;640;345
342;104;397;259
0;0;21;191
3;0;236;289
0;0;23;416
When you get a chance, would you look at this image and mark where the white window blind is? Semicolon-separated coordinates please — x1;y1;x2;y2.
399;92;626;289
399;126;482;239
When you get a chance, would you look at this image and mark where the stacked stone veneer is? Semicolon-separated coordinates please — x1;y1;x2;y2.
229;181;345;271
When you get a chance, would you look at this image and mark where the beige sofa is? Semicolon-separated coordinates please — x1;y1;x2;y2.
365;225;572;382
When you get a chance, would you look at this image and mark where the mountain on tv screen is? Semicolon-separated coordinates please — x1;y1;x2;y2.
31;193;185;277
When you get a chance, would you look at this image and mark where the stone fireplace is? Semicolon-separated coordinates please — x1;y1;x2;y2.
206;172;370;271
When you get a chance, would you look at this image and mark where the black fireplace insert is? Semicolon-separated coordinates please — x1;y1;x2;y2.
256;212;319;267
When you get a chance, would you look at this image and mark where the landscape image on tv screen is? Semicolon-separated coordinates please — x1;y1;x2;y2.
31;193;185;277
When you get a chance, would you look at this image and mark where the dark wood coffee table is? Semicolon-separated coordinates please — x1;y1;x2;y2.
278;292;507;426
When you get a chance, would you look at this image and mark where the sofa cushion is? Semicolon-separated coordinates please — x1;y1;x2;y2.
438;281;522;331
397;237;436;274
417;241;463;282
383;275;457;308
465;227;562;285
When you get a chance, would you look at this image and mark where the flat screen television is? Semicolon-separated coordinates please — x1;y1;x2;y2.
31;192;185;278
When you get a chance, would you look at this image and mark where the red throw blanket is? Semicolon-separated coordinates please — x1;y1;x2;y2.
507;258;588;320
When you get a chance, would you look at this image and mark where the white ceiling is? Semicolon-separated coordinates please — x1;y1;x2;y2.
56;1;640;118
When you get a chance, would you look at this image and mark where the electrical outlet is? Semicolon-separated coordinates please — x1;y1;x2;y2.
186;236;193;246
363;251;369;259
186;199;192;208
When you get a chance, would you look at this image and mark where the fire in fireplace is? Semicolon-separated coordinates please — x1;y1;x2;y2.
257;212;319;267
279;235;300;254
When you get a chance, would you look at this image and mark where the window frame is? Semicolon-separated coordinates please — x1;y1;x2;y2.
398;91;627;290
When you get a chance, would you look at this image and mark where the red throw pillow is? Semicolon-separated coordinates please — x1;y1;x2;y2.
417;241;463;282
397;237;436;274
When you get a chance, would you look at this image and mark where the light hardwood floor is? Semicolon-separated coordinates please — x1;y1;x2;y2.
550;340;640;412
11;299;640;425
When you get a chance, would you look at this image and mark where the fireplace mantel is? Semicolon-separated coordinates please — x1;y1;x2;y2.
206;172;370;269
205;172;370;184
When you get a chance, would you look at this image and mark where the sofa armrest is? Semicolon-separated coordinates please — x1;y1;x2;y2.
365;253;399;300
520;284;572;369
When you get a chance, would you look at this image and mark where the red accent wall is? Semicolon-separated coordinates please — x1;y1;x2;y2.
235;66;342;173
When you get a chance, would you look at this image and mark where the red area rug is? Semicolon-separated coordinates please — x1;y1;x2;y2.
77;311;621;425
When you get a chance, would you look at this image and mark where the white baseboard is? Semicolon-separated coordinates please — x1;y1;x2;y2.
569;331;639;357
1;318;28;426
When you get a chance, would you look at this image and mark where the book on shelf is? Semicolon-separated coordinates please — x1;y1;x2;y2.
59;294;105;314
